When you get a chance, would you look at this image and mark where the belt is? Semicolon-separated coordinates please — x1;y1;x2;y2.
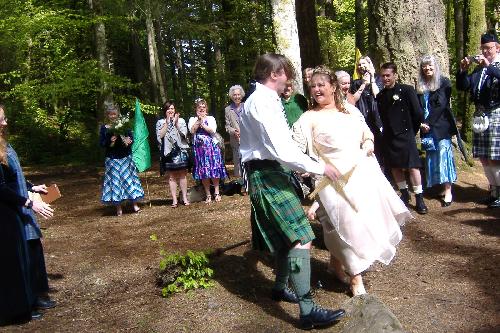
245;159;280;171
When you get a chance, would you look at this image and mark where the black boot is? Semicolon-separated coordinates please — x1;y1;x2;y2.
415;193;428;214
400;188;410;206
479;185;496;205
488;186;500;209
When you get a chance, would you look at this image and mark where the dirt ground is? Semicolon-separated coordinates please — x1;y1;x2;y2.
1;160;499;333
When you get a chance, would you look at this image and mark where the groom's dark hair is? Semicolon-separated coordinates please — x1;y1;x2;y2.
253;53;296;83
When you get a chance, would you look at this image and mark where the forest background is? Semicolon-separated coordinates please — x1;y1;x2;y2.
0;0;499;165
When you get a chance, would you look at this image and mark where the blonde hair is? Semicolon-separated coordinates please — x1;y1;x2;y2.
416;55;442;94
310;66;347;113
0;104;8;166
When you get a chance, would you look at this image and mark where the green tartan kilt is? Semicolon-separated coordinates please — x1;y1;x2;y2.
248;165;315;253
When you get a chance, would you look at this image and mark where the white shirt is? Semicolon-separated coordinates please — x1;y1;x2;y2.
188;115;217;133
239;82;324;175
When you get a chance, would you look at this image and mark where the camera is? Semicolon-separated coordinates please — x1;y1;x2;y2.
467;55;481;64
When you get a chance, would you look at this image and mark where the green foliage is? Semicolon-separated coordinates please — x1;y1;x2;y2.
151;233;214;297
157;250;214;297
317;0;356;72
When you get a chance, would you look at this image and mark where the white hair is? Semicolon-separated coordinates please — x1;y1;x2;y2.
335;70;350;81
228;85;245;99
416;55;442;93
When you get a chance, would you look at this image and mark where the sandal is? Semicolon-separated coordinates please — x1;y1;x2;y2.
205;194;212;204
171;203;178;208
214;194;222;202
183;200;190;206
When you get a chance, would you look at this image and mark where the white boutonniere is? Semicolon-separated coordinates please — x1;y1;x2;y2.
393;94;400;101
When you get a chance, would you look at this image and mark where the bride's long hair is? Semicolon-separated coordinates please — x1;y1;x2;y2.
0;104;8;166
309;66;347;114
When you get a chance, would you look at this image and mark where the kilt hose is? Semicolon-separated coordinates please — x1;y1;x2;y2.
473;108;500;160
248;162;315;253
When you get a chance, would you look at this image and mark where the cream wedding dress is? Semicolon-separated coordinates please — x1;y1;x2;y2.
293;105;413;275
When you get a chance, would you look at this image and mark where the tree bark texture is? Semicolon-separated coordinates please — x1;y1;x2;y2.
145;1;166;104
271;0;304;94
461;0;486;142
88;0;113;121
355;0;365;53
369;0;450;85
295;0;322;71
454;0;464;66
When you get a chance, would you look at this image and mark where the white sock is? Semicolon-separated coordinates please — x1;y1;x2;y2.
492;165;500;186
483;165;496;186
413;185;423;194
397;181;408;190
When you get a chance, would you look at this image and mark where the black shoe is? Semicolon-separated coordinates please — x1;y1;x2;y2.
478;196;496;205
36;297;56;310
488;198;500;208
299;306;345;330
31;311;43;320
271;287;299;303
415;194;428;214
400;189;410;206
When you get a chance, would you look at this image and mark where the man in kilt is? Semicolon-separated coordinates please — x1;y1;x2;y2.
239;53;345;330
457;33;500;209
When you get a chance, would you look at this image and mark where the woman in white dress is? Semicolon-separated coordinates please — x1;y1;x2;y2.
292;66;412;296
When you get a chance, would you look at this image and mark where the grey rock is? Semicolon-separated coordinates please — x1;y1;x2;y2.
338;294;406;333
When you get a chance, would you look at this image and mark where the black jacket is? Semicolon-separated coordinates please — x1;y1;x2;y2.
417;77;458;141
456;61;500;110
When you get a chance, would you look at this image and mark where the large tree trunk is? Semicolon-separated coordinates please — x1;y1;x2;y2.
88;0;113;121
145;1;166;104
271;0;304;94
369;0;450;85
355;0;365;53
454;0;464;66
295;0;322;71
174;39;189;112
461;0;486;142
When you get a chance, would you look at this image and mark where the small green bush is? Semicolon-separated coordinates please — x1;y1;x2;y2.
156;250;214;297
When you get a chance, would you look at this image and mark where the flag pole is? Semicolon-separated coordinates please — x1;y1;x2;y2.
144;171;152;207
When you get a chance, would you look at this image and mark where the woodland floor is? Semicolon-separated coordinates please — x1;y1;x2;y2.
1;160;499;333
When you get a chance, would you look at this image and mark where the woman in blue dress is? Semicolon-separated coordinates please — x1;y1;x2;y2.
417;55;458;206
188;99;227;203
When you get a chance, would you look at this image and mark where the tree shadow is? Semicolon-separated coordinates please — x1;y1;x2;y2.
210;251;297;327
405;223;500;312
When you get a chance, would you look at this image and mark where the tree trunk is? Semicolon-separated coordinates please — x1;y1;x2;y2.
355;0;365;53
88;0;113;121
271;0;304;94
175;39;189;112
369;0;450;85
454;0;464;66
295;0;322;71
461;0;486;142
145;1;166;104
154;20;168;103
145;2;159;104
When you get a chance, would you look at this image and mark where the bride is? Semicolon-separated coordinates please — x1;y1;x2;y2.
292;66;412;296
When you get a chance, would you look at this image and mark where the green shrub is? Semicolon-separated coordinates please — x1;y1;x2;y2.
156;249;214;297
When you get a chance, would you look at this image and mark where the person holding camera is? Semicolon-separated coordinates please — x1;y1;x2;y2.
188;98;227;203
456;33;500;209
156;100;190;207
350;56;384;164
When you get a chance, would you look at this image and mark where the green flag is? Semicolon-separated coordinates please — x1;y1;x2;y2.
132;98;151;172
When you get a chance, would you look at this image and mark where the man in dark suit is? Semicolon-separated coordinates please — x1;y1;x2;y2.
456;33;500;209
377;62;428;214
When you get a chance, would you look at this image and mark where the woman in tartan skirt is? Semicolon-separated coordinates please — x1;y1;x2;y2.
100;104;144;216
